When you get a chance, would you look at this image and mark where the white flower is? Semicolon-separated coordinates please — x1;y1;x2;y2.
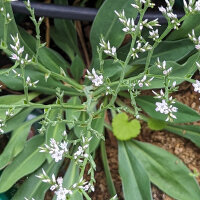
156;58;172;75
149;29;159;40
137;75;154;87
195;0;200;12
192;80;200;93
26;76;39;87
158;0;180;29
155;99;178;121
55;187;68;200
99;38;116;57
39;138;66;162
87;68;103;87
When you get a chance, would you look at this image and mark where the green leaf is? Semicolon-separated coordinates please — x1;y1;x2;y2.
136;96;200;123
70;55;85;81
134;52;200;90
167;13;200;40
118;39;194;65
147;118;166;131
65;97;82;130
12;160;62;200
0;93;38;120
90;0;138;61
51;0;79;61
0;115;43;170
3;108;33;134
118;141;152;200
0;68;79;95
112;113;141;141
165;124;200;148
0;135;46;193
90;112;105;152
38;47;69;73
53;161;83;200
18;26;70;73
127;140;200;200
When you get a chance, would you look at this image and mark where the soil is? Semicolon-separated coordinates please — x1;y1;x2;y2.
90;76;200;200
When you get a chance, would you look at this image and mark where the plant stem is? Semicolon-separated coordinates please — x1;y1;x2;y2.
20;65;29;103
0;103;85;110
100;140;117;197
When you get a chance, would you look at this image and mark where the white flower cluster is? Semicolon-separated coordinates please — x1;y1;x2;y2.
115;10;160;34
0;119;5;134
114;10;139;33
183;0;200;13
192;80;200;93
132;40;152;58
73;136;92;164
149;29;159;41
156;58;172;75
153;89;178;121
39;133;91;164
137;75;154;87
39;138;68;162
5;109;14;118
142;18;160;30
131;0;155;10
36;169;94;200
99;38;116;57
87;68;103;87
188;29;200;50
26;76;39;87
158;0;180;29
10;34;31;64
24;198;35;200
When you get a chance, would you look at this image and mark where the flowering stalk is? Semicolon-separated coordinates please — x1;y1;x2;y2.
25;0;44;61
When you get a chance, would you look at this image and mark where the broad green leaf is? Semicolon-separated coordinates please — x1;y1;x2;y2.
70;55;85;81
51;0;79;61
45;109;65;163
165;124;200;148
118;141;152;200
38;47;69;73
0;93;38;120
0;135;46;193
0;68;79;95
53;161;83;200
127;140;200;200
136;96;200;123
90;112;105;152
12;160;62;200
65;97;82;130
118;39;194;64
90;0;138;61
3;108;33;134
0;115;43;170
147;118;166;131
134;52;200;90
18;26;70;73
112;113;141;140
167;13;200;40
